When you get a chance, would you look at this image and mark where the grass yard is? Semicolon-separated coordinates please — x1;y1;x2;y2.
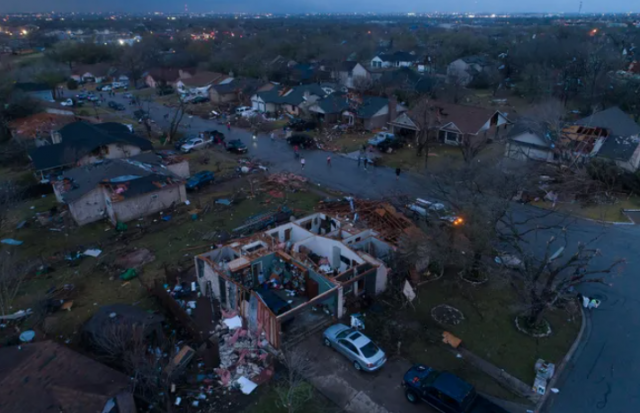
2;178;323;339
411;275;580;385
531;195;640;222
243;383;338;413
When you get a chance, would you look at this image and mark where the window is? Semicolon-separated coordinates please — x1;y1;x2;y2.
339;340;359;354
360;341;380;358
336;328;354;339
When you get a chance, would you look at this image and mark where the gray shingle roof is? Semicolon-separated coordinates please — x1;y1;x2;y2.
29;122;152;171
597;136;640;161
575;106;640;137
53;157;180;203
257;84;329;106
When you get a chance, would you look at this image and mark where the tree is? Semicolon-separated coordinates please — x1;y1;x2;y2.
500;216;625;331
275;348;315;413
166;100;188;143
410;99;441;169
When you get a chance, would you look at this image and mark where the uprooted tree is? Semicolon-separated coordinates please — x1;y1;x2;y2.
499;215;626;333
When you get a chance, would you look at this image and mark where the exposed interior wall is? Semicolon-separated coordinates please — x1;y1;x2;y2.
350;237;392;260
266;223;313;243
167;160;190;179
295;236;364;272
111;185;183;223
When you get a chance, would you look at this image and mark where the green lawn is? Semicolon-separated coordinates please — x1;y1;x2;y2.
532;195;640;222
244;383;338;413
3;181;323;338
411;275;580;385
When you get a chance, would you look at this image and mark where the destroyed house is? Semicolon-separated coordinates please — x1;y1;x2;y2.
195;213;393;349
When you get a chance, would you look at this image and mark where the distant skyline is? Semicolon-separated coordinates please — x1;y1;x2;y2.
0;0;638;15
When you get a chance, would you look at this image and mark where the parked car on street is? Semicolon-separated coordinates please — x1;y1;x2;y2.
403;364;510;413
111;82;127;89
180;136;213;153
286;134;315;149
235;106;253;116
123;92;134;99
322;324;387;372
133;109;148;120
75;93;88;100
186;171;215;190
207;130;226;144
60;98;75;107
226;139;248;154
173;137;192;151
87;94;99;102
404;198;463;227
189;96;209;104
367;132;394;146
107;101;125;111
100;85;112;92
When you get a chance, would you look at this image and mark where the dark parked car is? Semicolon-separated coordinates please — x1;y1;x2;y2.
157;86;174;96
75;93;88;100
107;101;125;111
207;130;226;144
226;139;248;154
133;109;148;119
403;365;510;413
186;171;215;190
288;118;317;132
286;134;315;149
376;136;403;153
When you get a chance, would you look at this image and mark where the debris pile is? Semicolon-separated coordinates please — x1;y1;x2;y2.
265;172;308;192
214;312;272;393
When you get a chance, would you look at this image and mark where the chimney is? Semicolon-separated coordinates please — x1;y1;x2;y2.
388;95;398;122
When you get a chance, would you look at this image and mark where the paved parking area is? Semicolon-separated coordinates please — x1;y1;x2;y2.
301;332;432;413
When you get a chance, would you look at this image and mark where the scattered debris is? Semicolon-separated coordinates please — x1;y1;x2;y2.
83;249;102;257
235;376;258;395
216;199;232;206
120;268;138;281
223;316;243;330
1;239;23;245
19;330;36;342
114;248;155;270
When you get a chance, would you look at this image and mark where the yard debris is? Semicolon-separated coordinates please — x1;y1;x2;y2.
265;172;307;192
442;331;462;349
120;268;138;281
83;249;102;257
223;316;243;330
114;248;155;269
235;376;258;395
19;330;36;342
1;239;23;245
216;198;232;206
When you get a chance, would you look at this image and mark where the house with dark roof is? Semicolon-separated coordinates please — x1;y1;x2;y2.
144;67;195;89
209;78;273;104
447;56;492;86
370;51;420;69
378;67;435;94
0;340;136;413
329;61;371;89
251;84;334;116
310;93;407;130
576;107;640;171
388;100;511;145
52;157;186;225
28;122;153;176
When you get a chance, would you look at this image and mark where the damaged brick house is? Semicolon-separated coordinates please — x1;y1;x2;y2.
194;213;396;349
52;157;186;226
28;121;153;179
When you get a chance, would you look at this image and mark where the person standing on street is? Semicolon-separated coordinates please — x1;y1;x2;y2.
301;157;306;170
227;122;231;131
270;131;275;141
327;155;332;167
395;167;401;181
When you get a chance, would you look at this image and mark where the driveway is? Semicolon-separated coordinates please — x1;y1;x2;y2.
72;88;640;413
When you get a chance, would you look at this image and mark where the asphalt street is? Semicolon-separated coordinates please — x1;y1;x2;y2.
101;89;640;413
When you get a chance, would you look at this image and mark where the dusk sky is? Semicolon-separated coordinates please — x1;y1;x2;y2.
0;0;637;14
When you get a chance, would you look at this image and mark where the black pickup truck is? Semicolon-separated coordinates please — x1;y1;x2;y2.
403;365;510;413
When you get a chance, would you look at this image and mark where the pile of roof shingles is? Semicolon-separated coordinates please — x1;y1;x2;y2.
318;198;416;245
265;172;308;192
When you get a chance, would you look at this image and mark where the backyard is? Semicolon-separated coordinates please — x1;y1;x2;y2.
532;194;640;223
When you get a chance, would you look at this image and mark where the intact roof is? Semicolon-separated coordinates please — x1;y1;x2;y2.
575;107;640;137
180;71;229;87
411;101;502;134
257;84;329;106
314;93;350;114
355;96;390;119
0;340;134;413
213;78;264;95
53;157;179;202
29;122;153;171
377;51;419;62
379;68;434;93
597;135;640;161
337;61;360;72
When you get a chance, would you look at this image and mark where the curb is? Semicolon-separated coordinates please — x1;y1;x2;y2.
527;204;635;226
534;305;588;413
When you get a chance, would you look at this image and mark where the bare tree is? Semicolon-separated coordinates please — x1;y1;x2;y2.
166;100;188;143
499;216;625;330
0;253;25;318
410;99;441;169
0;180;19;233
275;348;315;413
